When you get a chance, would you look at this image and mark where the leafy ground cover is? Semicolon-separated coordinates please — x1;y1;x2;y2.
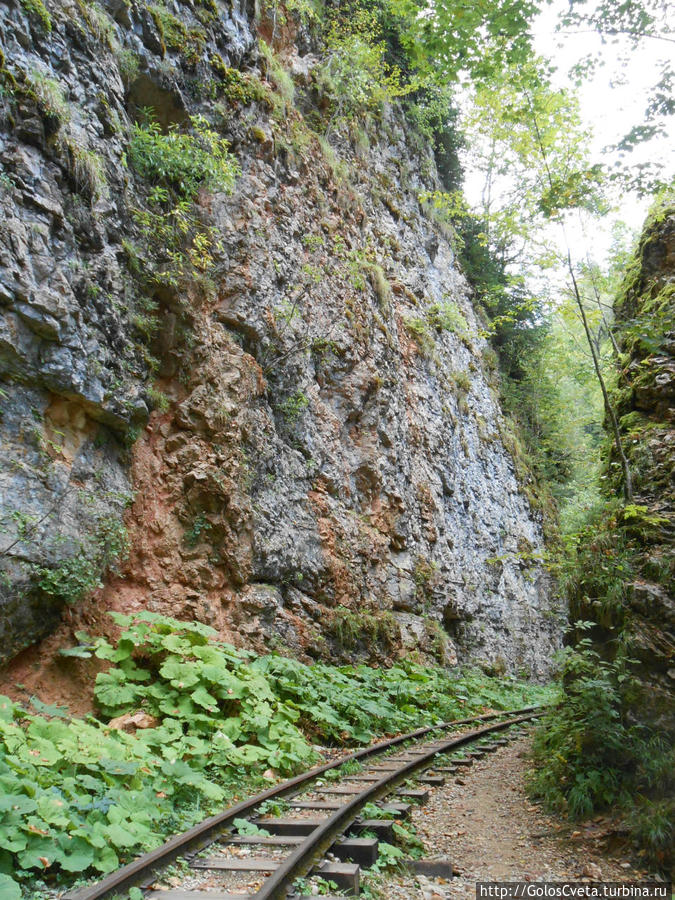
0;612;553;895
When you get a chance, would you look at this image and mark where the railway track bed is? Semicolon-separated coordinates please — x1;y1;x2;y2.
66;708;541;900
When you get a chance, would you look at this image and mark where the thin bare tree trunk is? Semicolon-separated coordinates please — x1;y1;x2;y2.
525;94;634;501
565;251;634;501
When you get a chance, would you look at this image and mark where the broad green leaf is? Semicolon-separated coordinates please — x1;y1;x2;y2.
17;835;53;869
106;822;140;848
55;834;96;872
0;829;27;853
0;699;16;724
99;759;139;776
35;794;69;826
29;697;69;719
0;874;21;900
158;659;201;688
92;844;119;873
190;686;218;710
95;670;138;710
0;796;37;816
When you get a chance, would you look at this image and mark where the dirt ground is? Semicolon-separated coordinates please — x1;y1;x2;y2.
377;734;653;900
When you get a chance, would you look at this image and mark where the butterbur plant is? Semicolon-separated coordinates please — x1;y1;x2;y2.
0;612;550;891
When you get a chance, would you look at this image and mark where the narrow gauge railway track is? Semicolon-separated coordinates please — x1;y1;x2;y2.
66;707;543;900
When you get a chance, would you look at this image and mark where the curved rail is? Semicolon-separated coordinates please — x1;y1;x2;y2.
254;711;540;899
65;705;542;900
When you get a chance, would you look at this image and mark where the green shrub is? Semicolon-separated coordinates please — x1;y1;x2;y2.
128;115;239;199
76;0;118;48
61;140;108;201
183;511;211;547
404;316;435;357
428;300;468;336
148;4;205;61
315;11;411;119
117;48;140;85
210;56;269;106
530;633;636;817
405;83;464;191
370;265;392;310
147;385;170;413
531;626;674;867
278;390;309;423
259;40;295;107
328;606;400;654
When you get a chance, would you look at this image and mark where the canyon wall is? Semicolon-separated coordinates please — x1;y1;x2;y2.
569;205;674;733
0;0;563;682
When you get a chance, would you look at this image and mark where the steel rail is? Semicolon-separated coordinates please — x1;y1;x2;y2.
65;705;542;900
253;710;541;899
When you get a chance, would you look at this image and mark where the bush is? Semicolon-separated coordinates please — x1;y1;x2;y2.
61;140;108;201
315;11;412;120
405;83;464;191
428;300;468;336
26;69;70;130
530;629;674;865
328;606;399;654
128;115;239;199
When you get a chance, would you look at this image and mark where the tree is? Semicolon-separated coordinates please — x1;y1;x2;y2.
523;100;635;500
389;0;545;85
442;53;635;501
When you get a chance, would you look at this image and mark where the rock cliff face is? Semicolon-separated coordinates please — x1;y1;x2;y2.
610;207;674;731
0;0;562;681
567;204;674;735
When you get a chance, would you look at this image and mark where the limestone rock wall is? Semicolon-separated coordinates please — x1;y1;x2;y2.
0;0;562;678
611;207;674;731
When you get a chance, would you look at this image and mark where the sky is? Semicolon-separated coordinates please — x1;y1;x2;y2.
462;0;674;269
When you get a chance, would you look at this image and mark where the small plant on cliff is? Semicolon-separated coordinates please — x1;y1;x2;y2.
259;40;295;109
20;0;52;32
26;69;70;129
117;48;140;85
211;54;270;107
327;606;401;657
278;390;309;424
60;139;108;201
76;0;118;49
315;9;413;124
183;511;212;547
428;300;469;338
128;114;239;200
148;4;205;63
404;316;435;357
31;514;129;606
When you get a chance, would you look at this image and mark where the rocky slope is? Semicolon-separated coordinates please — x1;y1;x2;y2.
0;0;562;691
602;205;673;732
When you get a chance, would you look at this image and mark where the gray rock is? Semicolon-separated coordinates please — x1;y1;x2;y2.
0;0;562;676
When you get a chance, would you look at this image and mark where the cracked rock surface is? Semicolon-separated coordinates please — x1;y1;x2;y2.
0;0;562;682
